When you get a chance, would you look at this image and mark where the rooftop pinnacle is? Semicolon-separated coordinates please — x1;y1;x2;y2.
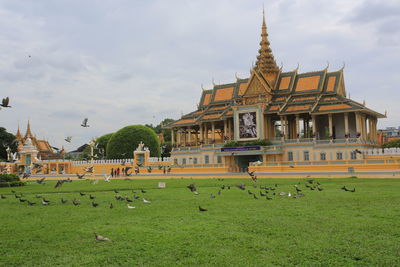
254;11;279;74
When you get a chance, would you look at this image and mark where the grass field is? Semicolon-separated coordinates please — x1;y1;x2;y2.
0;177;399;266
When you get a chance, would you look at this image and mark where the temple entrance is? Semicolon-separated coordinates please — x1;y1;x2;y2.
236;155;261;172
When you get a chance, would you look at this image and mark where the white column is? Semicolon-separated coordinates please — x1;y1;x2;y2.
344;113;349;137
328;114;333;138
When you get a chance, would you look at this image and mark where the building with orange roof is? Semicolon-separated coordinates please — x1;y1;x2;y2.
15;121;65;161
165;12;385;172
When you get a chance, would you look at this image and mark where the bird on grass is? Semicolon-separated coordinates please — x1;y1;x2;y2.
79;192;86;196
266;195;273;200
127;204;136;209
236;183;246;191
72;199;80;206
341;186;349;191
55;180;64;188
19;198;27;203
60;198;68;204
187;183;197;193
260;191;266;197
210;194;216;199
349;188;356;192
36;177;46;184
81;118;90;127
1;194;6;199
104;175;111;182
114;189;119;194
109;203;113;209
41;199;50;206
141;189;146;194
92;202;99;207
27;201;36;206
199;206;208;212
94;232;110;241
248;190;253;195
253;194;258;199
89;194;96;200
15;194;21;199
143;198;151;204
125;197;133;202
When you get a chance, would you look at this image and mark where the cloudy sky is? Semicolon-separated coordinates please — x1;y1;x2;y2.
0;0;399;151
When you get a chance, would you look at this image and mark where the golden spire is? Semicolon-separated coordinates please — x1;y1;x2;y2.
25;120;33;139
254;9;279;74
16;124;22;140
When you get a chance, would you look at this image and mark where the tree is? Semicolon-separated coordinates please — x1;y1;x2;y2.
383;139;400;149
95;133;113;157
106;125;160;159
0;127;17;161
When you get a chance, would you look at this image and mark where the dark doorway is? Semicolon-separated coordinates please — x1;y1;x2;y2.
236;155;261;172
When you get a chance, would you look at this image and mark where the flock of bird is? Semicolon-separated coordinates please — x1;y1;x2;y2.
0;174;359;242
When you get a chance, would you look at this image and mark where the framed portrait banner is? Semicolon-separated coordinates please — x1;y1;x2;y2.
238;111;258;139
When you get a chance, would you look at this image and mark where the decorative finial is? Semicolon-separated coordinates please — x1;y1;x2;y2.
212;77;216;86
325;61;330;70
363;100;366;106
280;62;283;71
201;83;205;91
235;72;242;81
385;110;387;117
340;61;346;71
294;62;300;72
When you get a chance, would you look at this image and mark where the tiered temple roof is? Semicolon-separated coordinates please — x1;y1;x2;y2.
168;12;384;128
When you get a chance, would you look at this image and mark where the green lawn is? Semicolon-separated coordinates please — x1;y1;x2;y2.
0;178;399;266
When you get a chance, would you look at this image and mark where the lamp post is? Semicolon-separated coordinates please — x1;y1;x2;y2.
89;137;97;178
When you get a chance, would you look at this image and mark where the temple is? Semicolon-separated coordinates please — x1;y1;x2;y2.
166;12;385;172
15;121;64;160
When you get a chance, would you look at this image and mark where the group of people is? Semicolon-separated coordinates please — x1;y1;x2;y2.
110;167;129;177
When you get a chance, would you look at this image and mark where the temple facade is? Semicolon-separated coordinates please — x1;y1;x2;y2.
166;13;385;172
15;121;65;161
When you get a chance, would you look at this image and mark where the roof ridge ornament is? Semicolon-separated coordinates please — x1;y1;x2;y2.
294;62;300;72
212;77;216;87
340;61;346;71
324;61;330;71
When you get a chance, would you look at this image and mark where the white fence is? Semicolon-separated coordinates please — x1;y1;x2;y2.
148;157;172;163
364;147;400;155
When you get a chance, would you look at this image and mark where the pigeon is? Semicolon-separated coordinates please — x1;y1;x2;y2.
81;118;90;127
253;194;258;199
60;198;68;204
248;190;253;195
76;173;85;179
114;190;119;194
94;232;110;241
210;194;216;199
0;194;6;199
55;180;64;188
0;97;11;108
141;189;146;194
260;191;266;197
127;204;136;209
187;183;197;192
199;206;208;212
72;199;81;206
79;192;86;196
143;198;151;204
104;175;111;182
288;192;292;197
41;199;50;205
89;194;96;200
279;192;287;196
84;166;94;173
19;198;27;202
126;197;133;202
266;195;273;200
92;202;99;207
236;183;246;190
15;194;21;199
109;203;113;209
27;201;36;206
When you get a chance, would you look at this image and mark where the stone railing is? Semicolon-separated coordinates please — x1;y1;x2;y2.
148;157;172;163
364;147;400;155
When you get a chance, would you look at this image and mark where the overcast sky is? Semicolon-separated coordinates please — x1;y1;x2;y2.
0;0;399;151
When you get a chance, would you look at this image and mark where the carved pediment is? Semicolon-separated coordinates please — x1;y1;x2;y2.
243;72;272;97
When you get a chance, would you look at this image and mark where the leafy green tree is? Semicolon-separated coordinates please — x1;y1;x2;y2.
383;139;400;148
0;127;17;161
106;125;160;159
95;133;113;157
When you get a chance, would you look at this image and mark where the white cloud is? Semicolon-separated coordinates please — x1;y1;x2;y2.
0;0;398;150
